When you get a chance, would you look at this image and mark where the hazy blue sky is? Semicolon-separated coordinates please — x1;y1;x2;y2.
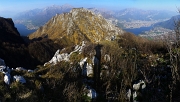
0;0;180;17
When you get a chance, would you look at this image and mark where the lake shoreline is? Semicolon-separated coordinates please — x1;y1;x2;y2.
15;24;36;36
123;26;153;35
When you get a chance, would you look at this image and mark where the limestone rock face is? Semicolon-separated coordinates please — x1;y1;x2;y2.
44;41;86;66
87;88;97;99
0;58;30;85
29;8;124;43
4;73;11;85
13;75;26;84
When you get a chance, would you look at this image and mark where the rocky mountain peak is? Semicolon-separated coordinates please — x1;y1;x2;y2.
71;7;93;13
29;8;123;43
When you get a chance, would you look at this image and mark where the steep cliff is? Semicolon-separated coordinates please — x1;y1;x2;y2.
0;17;24;43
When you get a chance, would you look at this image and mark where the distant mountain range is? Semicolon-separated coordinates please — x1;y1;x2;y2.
14;4;73;30
13;4;177;34
153;15;180;30
114;8;176;21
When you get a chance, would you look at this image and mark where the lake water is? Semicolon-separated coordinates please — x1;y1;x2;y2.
124;26;152;35
15;24;36;36
15;23;152;36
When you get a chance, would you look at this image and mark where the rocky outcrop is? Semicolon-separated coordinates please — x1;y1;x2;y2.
84;85;97;99
0;58;32;85
29;8;124;43
44;41;99;100
80;57;94;77
133;80;146;91
126;80;146;102
44;41;86;66
0;65;11;85
13;75;26;84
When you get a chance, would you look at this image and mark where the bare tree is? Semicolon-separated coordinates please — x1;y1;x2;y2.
163;9;180;102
